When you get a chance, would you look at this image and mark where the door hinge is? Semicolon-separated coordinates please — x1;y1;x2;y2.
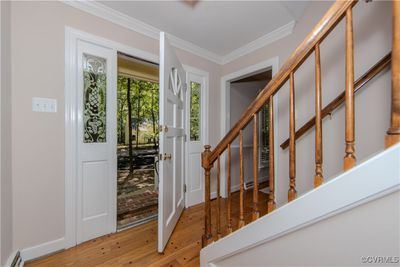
184;134;187;142
183;82;188;93
184;184;187;193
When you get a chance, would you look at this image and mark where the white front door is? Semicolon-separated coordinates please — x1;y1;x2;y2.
76;40;117;244
158;32;186;253
185;70;208;207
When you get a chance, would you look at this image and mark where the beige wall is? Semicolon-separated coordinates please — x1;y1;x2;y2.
221;1;392;206
9;0;393;256
1;0;13;265
10;1;221;251
216;191;400;266
230;81;268;187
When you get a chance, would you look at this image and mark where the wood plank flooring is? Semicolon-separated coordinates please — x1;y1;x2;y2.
26;189;268;267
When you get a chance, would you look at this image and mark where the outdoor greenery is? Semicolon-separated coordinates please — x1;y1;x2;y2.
117;75;202;172
117;75;159;148
190;81;201;141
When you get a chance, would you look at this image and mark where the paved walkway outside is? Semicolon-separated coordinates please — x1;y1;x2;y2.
117;147;158;228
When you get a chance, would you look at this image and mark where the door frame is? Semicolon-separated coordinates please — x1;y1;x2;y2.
220;56;279;198
64;27;158;248
183;65;209;207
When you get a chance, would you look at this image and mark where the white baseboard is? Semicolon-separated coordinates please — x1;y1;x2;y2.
231;184;240;193
20;237;65;262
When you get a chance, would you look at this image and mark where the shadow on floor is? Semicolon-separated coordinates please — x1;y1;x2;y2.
117;146;158;228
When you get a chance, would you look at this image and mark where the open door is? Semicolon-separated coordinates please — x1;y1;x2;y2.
158;32;186;252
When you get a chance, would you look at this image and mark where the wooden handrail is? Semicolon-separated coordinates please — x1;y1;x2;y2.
280;52;392;150
206;0;357;165
386;0;400;147
202;0;399;247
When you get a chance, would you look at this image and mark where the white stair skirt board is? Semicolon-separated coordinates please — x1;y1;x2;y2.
200;144;400;267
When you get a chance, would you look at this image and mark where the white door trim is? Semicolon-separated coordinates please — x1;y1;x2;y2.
220;56;279;198
65;26;158;248
183;65;209;207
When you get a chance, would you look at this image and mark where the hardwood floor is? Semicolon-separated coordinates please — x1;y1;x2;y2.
26;189;268;267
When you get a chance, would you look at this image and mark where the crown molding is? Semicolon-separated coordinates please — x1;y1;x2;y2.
167;34;222;64
63;1;159;39
220;20;295;65
62;1;295;66
62;0;222;64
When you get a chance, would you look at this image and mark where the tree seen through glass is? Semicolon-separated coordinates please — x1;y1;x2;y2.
190;81;201;141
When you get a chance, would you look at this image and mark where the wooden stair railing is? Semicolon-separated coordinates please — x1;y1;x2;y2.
280;52;392;150
201;0;400;247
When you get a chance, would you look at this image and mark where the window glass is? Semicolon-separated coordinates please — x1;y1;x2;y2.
83;53;107;143
190;81;201;141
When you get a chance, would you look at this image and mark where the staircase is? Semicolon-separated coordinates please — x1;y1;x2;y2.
200;0;400;265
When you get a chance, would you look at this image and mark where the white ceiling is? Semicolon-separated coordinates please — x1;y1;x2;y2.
99;1;309;57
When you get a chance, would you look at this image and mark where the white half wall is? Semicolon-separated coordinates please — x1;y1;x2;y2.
215;191;400;267
201;144;400;267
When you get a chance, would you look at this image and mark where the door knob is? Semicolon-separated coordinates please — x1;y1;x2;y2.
163;153;172;160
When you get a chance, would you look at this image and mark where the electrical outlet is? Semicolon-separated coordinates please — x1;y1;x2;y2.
32;97;57;113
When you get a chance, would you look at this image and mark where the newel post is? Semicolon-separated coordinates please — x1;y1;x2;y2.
202;145;212;247
386;0;400;147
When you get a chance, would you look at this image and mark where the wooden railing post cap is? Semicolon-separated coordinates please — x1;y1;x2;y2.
202;145;212;169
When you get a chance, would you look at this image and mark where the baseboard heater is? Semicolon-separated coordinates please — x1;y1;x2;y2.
10;251;22;267
244;178;268;190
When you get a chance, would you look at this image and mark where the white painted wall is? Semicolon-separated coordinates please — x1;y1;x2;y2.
10;1;221;255
221;1;392;207
216;191;400;267
1;0;13;265
201;144;400;267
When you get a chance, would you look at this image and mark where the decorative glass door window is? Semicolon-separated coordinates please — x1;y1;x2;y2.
83;53;107;143
190;81;201;141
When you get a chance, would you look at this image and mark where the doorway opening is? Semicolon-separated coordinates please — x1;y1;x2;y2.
229;68;272;194
116;52;160;229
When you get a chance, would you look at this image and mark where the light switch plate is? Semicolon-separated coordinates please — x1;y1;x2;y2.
32;97;57;113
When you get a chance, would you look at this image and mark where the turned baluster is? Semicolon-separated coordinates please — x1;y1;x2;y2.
216;156;221;239
201;145;212;247
288;72;297;201
252;114;259;221
227;144;232;233
344;8;356;170
267;97;276;212
386;0;400;147
238;130;245;228
314;43;324;187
